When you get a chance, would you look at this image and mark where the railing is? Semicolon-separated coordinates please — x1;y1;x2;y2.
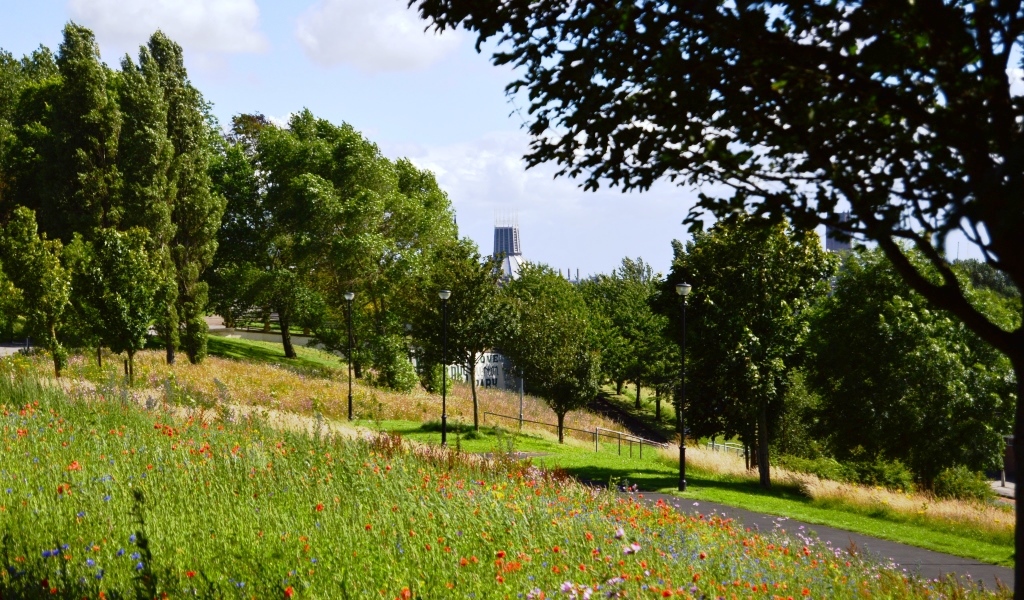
705;439;744;456
482;411;668;459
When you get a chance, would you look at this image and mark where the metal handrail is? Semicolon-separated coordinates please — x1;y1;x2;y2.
482;411;669;459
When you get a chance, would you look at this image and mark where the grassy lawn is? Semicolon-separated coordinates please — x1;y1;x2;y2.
364;418;1014;567
206;335;344;375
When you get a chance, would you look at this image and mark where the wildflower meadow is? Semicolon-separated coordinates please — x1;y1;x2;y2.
0;374;1008;599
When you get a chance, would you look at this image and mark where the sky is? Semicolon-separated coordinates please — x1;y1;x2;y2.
0;0;985;277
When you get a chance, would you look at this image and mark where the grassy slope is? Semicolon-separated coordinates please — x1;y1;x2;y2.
206;335;344;374
32;334;1014;567
367;417;1013;566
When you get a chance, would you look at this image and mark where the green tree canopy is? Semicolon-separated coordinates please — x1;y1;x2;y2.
0;207;71;376
806;248;1017;484
664;214;837;488
409;237;503;429
499;263;600;443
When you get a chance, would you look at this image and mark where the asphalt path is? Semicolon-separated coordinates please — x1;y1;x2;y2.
632;491;1013;592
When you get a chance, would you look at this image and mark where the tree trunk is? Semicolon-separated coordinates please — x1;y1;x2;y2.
263;310;272;333
128;351;135;386
758;402;771;489
1012;354;1023;599
635;382;642;409
166;341;176;365
279;310;296;359
655;387;661;420
470;353;479;430
96;346;103;368
556;411;565;444
616;380;623;395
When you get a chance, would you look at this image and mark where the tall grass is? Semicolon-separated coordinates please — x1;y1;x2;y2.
7;349;627;443
675;444;1014;545
0;374;1006;598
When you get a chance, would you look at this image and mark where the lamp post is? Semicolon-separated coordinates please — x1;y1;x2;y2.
439;289;452;446
344;292;355;420
675;282;692;491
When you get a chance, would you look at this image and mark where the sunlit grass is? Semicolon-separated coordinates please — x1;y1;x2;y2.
0;374;1007;598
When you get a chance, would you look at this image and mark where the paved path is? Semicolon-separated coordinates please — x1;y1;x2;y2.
0;343;27;358
633;491;1013;591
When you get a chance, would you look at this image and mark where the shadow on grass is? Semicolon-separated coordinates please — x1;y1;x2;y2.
205;337;341;378
556;462;810;502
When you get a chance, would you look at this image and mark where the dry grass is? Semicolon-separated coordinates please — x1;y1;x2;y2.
9;349;627;444
666;443;1014;541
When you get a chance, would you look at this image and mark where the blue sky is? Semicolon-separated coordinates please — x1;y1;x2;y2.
1;0;983;275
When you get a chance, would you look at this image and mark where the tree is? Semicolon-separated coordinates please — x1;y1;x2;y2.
7;24;122;241
0;207;71;376
664;214;836;488
806;248;1016;485
116;42;178;365
149;32;226;365
499;263;600;443
583;258;667;409
85;228;162;384
410;238;503;429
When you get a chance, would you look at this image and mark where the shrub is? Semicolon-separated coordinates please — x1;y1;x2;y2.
848;457;916;493
933;466;996;502
778;454;916;492
369;335;419;392
777;455;852;482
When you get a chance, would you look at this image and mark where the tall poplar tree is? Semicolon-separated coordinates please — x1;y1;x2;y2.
148;32;225;364
7;24;121;242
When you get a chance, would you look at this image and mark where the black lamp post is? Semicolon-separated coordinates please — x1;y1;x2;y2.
675;282;692;491
439;289;451;446
345;291;355;420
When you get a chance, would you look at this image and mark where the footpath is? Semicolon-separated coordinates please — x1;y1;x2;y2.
634;491;1013;592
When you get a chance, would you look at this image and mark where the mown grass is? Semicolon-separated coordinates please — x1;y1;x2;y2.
0;374;1007;599
206;335;344;376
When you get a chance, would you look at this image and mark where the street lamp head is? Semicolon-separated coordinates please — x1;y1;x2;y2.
439;289;452;300
675;282;693;297
344;292;355;301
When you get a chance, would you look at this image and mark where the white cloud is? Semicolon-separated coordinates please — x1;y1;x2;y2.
295;0;461;72
68;0;268;54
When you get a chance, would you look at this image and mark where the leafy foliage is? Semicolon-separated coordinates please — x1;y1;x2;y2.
499;263;600;442
805;248;1015;485
664;213;837;487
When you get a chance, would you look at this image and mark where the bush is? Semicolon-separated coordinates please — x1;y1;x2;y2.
777;455;850;482
933;466;995;502
369;335;418;392
848;457;916;493
778;454;915;492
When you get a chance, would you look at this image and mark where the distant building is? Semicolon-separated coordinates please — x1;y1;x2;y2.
825;212;853;252
494;214;526;280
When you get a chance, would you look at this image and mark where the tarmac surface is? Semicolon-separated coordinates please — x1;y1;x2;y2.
634;491;1013;592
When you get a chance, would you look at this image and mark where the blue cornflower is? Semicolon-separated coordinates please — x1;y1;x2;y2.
116;549;125;557
130;552;140;561
135;562;144;571
76;511;85;518
129;534;137;543
103;495;111;502
41;549;52;558
95;569;104;580
86;559;95;567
